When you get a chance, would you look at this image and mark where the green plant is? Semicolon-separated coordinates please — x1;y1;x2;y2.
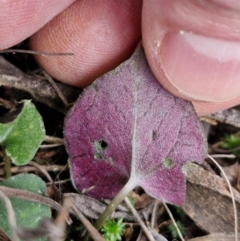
0;100;48;240
128;197;135;205
167;220;185;239
0;174;51;241
174;206;185;218
101;218;125;241
65;220;84;241
220;134;240;149
0;100;45;176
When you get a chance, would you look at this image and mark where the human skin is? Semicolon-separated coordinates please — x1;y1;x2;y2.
1;0;240;116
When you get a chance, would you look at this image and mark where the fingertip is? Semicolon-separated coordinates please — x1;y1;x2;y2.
142;0;240;103
193;96;240;116
30;0;142;87
0;0;75;49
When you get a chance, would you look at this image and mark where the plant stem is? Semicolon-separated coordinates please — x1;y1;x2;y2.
3;149;11;178
94;180;135;230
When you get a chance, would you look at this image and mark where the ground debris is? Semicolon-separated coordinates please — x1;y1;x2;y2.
184;162;240;233
188;232;240;241
0;56;81;114
65;193;148;222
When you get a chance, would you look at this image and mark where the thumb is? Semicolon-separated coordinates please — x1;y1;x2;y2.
142;0;240;114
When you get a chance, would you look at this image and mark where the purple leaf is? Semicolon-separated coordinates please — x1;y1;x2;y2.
64;47;207;206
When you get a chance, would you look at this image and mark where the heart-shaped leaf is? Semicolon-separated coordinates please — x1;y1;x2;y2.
0;100;45;166
64;47;207;206
0;174;51;241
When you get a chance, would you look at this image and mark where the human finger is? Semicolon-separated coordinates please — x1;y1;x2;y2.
0;0;75;49
30;0;142;87
142;0;240;110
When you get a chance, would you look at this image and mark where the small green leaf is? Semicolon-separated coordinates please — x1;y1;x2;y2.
0;174;51;241
0;100;45;165
167;220;185;239
221;134;240;150
0;122;13;143
127;197;135;205
101;218;125;241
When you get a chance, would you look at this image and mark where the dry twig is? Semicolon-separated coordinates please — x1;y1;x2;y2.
0;186;62;212
124;197;155;241
44;135;64;144
0;49;73;56
150;200;159;229
162;202;185;241
71;202;105;241
43;71;69;107
208;154;238;241
0;190;19;241
29;161;53;182
210;154;236;159
208;109;240;129
0;164;67;176
40;144;63;148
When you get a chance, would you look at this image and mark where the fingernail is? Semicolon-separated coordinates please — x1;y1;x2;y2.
159;32;240;102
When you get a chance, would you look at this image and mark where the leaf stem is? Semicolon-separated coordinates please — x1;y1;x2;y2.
3;149;11;178
94;180;135;230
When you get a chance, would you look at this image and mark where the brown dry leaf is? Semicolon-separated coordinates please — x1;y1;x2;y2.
209;108;240;129
66;193;142;221
188;232;240;241
0;56;81;113
222;162;240;192
183;162;240;233
128;191;154;209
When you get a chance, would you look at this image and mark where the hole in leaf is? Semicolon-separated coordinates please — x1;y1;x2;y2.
94;140;108;152
99;140;108;149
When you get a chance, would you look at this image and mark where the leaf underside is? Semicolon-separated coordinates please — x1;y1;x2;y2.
64;47;207;205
